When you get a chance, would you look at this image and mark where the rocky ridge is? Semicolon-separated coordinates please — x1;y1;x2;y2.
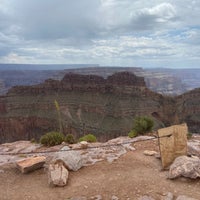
0;72;200;144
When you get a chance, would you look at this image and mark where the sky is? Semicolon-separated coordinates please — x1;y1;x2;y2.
0;0;200;68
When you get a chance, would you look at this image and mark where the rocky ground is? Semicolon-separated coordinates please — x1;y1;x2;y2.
0;135;200;200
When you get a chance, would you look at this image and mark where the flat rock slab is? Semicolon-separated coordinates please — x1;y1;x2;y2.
16;156;46;173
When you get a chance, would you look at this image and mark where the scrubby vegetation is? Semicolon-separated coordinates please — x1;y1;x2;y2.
40;131;65;146
79;134;97;143
187;132;192;139
133;116;154;134
30;138;37;143
54;100;63;133
128;130;138;138
65;134;76;144
128;116;154;137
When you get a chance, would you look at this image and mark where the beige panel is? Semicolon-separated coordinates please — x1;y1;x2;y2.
173;124;188;158
158;123;188;169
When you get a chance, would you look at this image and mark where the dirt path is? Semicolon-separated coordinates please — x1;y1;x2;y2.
0;140;200;200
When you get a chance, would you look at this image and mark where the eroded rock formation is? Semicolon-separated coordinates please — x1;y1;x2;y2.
0;72;199;143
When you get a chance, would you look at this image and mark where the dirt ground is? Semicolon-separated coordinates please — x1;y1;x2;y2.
0;140;200;200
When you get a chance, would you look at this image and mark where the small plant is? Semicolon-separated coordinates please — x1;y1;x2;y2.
40;131;65;146
79;134;97;143
30;138;36;143
54;100;63;133
187;132;192;139
18;154;27;158
65;134;76;144
128;130;138;138
133;116;154;135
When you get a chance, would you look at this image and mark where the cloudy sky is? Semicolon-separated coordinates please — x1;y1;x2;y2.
0;0;200;68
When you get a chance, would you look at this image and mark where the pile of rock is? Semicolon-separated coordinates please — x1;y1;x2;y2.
48;146;85;186
15;145;85;187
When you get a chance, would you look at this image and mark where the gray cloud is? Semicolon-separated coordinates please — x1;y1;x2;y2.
129;3;177;31
10;0;102;40
0;0;200;68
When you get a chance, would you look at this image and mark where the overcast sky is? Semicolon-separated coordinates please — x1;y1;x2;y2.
0;0;200;68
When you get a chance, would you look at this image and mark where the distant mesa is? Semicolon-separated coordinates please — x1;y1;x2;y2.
7;72;146;95
61;71;145;86
1;66;200;95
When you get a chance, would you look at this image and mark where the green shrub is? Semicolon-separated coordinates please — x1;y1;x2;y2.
187;132;192;139
65;134;76;144
133;116;154;135
79;134;97;143
40;131;65;146
128;130;138;138
30;138;36;143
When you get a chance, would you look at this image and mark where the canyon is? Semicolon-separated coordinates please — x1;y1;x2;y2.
0;71;199;144
1;65;200;96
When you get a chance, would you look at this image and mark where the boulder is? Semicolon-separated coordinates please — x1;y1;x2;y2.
176;195;198;200
169;155;200;179
48;160;69;187
143;150;158;156
16;156;46;173
54;146;84;171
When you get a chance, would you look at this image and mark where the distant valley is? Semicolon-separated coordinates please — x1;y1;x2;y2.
0;64;200;95
0;71;199;144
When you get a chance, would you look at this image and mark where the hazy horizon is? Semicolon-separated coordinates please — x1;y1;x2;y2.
1;63;200;71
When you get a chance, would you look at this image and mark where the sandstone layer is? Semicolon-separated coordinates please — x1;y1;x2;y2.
0;72;199;143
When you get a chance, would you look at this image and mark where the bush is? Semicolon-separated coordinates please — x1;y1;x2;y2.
133;116;154;135
65;134;76;144
187;132;192;139
79;134;97;143
128;130;138;138
30;138;36;143
40;131;65;146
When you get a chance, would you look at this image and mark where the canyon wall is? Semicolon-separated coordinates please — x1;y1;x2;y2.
0;72;199;143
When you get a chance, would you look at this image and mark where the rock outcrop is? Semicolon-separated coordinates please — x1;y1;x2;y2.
176;88;200;133
53;146;84;171
168;155;200;179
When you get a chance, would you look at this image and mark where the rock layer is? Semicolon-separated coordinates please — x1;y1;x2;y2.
0;72;199;143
